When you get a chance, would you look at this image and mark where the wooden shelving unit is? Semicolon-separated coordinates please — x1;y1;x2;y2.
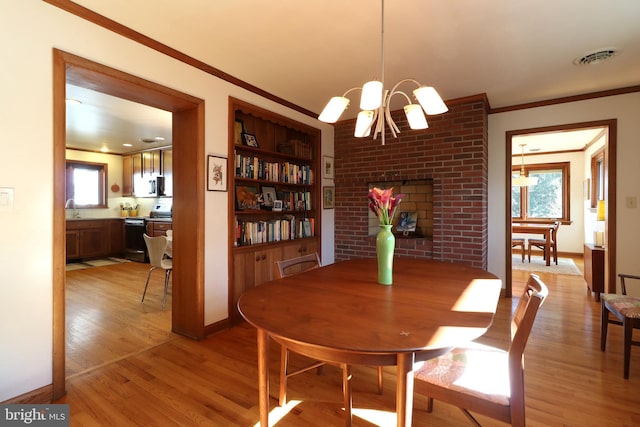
228;97;321;323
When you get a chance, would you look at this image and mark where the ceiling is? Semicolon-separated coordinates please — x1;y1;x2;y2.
64;0;640;155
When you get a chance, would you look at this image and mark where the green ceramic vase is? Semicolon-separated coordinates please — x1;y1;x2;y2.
376;224;395;285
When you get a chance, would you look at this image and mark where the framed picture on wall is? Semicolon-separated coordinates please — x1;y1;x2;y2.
323;156;334;179
323;186;335;209
207;155;228;192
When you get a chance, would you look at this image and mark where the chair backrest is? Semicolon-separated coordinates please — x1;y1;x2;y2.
551;221;560;242
619;273;640;295
276;253;321;279
508;274;548;420
166;229;173;239
143;234;169;268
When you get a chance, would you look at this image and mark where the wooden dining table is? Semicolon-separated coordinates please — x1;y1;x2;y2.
238;258;502;427
512;223;554;266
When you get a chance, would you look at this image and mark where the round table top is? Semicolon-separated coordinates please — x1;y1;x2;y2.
238;258;502;355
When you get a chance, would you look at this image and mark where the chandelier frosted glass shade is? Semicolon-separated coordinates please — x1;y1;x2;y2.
318;96;350;123
512;175;539;187
413;86;448;115
360;81;384;110
355;110;376;137
403;104;428;130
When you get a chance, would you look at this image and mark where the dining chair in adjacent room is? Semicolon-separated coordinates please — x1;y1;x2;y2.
413;274;548;427
164;229;173;258
275;252;384;411
142;234;173;310
601;273;640;379
528;221;560;264
512;237;526;262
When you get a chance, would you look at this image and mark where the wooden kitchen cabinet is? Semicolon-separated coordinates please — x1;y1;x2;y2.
66;219;125;261
146;220;172;237
142;150;161;176
584;243;605;301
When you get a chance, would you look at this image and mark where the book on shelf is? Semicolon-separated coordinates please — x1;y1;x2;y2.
234;153;313;184
235;215;315;246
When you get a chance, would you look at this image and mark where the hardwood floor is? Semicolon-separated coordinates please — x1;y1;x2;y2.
55;257;640;426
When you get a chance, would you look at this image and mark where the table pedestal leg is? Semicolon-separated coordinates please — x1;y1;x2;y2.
396;352;415;427
257;329;269;427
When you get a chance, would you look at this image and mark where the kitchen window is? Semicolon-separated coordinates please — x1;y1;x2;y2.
66;160;108;208
512;162;570;222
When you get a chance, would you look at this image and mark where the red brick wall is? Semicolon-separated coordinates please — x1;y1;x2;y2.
333;96;489;269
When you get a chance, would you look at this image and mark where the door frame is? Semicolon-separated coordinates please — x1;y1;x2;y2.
505;119;617;297
53;49;206;399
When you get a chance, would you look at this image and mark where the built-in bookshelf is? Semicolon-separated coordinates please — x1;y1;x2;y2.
228;97;321;323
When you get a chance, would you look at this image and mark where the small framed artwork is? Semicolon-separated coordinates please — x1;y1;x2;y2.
397;211;418;232
583;178;590;201
273;200;283;212
235;185;260;210
242;132;259;148
323;156;334;179
261;185;277;207
323;186;335;209
207;155;228;192
234;119;245;145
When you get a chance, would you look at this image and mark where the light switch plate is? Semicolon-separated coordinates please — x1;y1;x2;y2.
626;196;637;209
0;187;14;210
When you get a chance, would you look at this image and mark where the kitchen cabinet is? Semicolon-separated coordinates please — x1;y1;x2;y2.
584;243;605;301
146;220;172;237
66;219;125;261
122;148;172;198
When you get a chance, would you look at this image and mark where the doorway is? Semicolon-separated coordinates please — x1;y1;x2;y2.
505;120;617;298
53;50;206;399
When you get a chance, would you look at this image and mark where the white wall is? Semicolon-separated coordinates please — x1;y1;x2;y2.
489;92;640;284
0;1;334;401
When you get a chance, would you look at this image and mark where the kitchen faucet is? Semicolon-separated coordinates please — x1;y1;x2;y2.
65;199;80;218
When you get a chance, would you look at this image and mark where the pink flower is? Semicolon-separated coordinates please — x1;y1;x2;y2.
368;187;404;225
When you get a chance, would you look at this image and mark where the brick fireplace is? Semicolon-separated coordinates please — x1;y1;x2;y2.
332;94;489;269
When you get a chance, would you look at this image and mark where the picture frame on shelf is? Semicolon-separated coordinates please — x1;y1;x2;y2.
273;200;283;212
261;185;277;207
207;155;228;192
323;156;334;179
323;186;335;209
242;132;259;148
234;119;245;145
235;184;260;210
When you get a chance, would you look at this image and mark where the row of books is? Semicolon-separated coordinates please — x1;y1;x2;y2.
235;216;315;246
235;153;314;184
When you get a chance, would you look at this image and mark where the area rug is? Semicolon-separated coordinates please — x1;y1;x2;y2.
512;255;581;276
66;257;129;271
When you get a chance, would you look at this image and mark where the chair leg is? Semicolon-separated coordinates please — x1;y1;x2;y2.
162;269;172;311
427;397;434;413
377;366;383;394
341;363;352;427
600;302;609;351
527;245;532;262
623;318;632;379
141;266;156;304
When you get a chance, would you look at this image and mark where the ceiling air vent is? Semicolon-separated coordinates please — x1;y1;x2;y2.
573;48;621;66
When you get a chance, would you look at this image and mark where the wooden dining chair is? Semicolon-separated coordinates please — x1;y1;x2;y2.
142;234;173;310
528;221;560;264
512;237;526;262
413;274;548;427
275;253;384;413
600;273;640;379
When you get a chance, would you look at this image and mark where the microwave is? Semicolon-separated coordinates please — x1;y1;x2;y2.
148;176;165;196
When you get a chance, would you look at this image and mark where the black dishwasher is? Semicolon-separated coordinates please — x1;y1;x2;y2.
124;218;147;262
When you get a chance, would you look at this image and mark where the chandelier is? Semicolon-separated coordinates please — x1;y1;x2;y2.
317;0;448;145
512;144;538;187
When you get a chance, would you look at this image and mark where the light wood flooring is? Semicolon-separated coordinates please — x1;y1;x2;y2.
55;256;640;426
